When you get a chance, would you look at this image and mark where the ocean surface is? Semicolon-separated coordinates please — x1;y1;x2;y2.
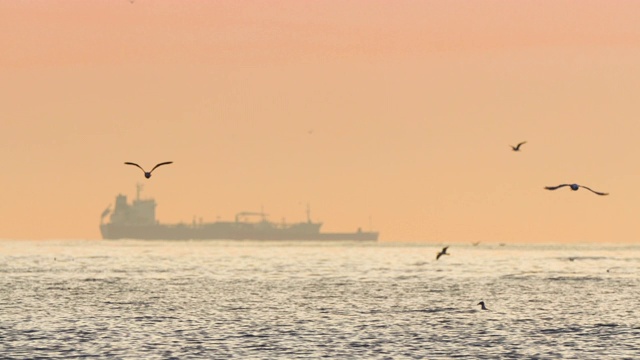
0;240;638;359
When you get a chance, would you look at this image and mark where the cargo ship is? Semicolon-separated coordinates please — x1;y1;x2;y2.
100;185;378;241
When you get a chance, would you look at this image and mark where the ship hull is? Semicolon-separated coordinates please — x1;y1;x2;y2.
100;223;378;241
101;189;378;241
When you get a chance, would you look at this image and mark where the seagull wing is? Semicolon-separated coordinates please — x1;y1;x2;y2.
124;162;146;173
544;184;571;191
436;246;449;260
580;185;609;196
150;161;173;173
516;141;527;149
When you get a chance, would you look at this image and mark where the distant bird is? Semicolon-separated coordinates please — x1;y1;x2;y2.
478;301;488;310
471;241;480;247
544;183;608;196
510;141;527;152
436;246;449;260
124;161;173;179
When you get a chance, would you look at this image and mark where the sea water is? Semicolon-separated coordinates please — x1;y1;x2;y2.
0;240;638;359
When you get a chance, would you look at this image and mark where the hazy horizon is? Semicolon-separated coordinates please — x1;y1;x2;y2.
2;1;640;243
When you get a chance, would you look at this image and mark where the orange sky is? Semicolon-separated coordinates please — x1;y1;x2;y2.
2;1;640;242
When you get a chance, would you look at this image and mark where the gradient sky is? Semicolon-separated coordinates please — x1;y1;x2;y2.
2;1;640;242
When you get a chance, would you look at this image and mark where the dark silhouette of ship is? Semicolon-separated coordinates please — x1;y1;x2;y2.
100;185;378;241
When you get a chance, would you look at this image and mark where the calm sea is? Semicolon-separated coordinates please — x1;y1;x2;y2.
0;240;638;359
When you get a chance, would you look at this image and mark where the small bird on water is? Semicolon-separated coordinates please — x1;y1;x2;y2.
125;161;173;179
436;246;449;260
544;183;608;196
478;301;488;310
510;141;527;152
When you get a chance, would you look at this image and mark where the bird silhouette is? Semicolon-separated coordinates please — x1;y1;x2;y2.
544;183;608;196
510;141;527;151
125;161;173;179
436;246;449;260
478;301;488;310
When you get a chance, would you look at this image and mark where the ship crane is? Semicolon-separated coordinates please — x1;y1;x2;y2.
235;211;268;223
100;205;111;224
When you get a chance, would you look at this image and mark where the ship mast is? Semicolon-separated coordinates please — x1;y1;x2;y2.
136;183;143;201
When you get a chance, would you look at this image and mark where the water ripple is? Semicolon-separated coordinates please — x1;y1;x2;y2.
0;240;638;358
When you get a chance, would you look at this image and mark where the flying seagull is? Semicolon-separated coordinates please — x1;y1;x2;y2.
544;183;608;196
124;161;173;179
510;141;527;151
436;246;449;260
478;301;488;310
